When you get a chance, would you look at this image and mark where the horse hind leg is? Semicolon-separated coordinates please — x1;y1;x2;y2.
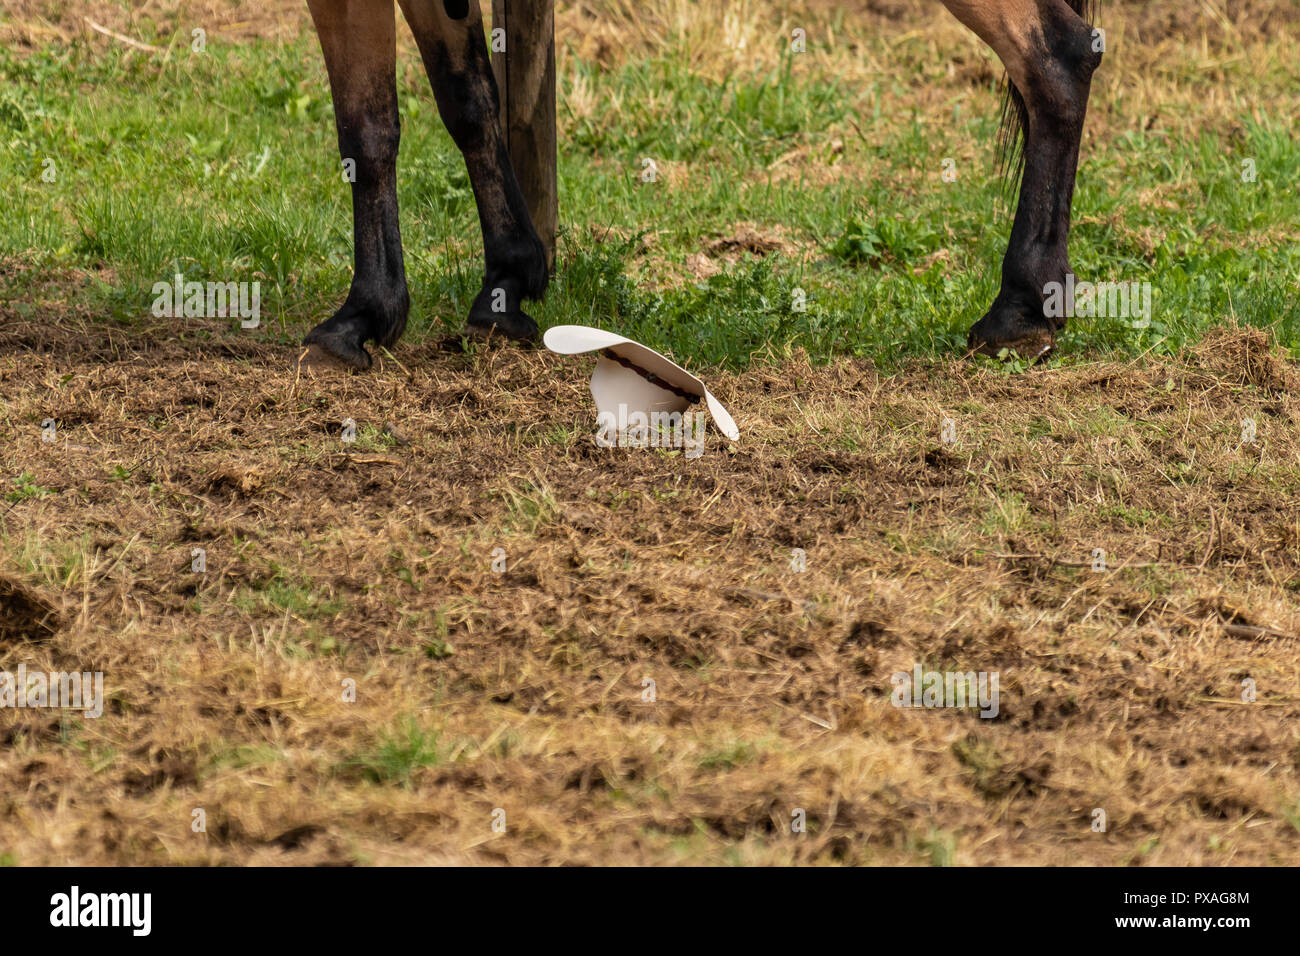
304;0;409;370
398;0;548;342
941;0;1103;358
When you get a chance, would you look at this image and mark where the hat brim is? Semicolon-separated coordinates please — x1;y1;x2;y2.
543;325;739;441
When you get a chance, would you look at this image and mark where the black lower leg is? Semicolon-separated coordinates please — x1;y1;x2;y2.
968;4;1101;357
305;114;410;367
400;0;547;342
304;0;409;369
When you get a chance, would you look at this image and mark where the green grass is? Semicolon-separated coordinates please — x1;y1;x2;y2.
697;741;759;771
345;719;444;786
205;743;284;774
495;477;559;534
6;472;52;502
230;570;346;620
3;531;94;590
1;24;1298;370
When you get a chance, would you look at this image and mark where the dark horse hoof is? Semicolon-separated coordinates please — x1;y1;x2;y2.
966;302;1057;362
303;322;373;370
464;235;549;343
302;294;404;370
465;305;540;343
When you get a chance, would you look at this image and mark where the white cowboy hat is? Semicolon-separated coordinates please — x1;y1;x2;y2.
542;325;739;441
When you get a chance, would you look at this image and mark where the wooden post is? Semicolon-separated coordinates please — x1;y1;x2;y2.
491;0;558;272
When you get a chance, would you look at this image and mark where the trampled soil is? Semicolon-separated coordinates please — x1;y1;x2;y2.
2;302;1298;865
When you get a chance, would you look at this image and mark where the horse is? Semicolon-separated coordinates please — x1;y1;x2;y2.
303;0;1102;368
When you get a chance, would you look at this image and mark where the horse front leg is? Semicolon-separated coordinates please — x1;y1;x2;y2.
305;0;409;369
943;0;1103;358
398;0;548;343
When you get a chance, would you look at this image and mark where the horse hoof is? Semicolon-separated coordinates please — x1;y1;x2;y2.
465;309;539;344
966;330;1055;363
297;343;366;372
303;323;374;370
966;304;1056;363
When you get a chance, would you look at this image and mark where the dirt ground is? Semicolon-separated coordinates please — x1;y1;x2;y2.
2;274;1299;864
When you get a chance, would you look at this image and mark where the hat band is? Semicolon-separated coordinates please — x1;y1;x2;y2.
600;349;699;404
